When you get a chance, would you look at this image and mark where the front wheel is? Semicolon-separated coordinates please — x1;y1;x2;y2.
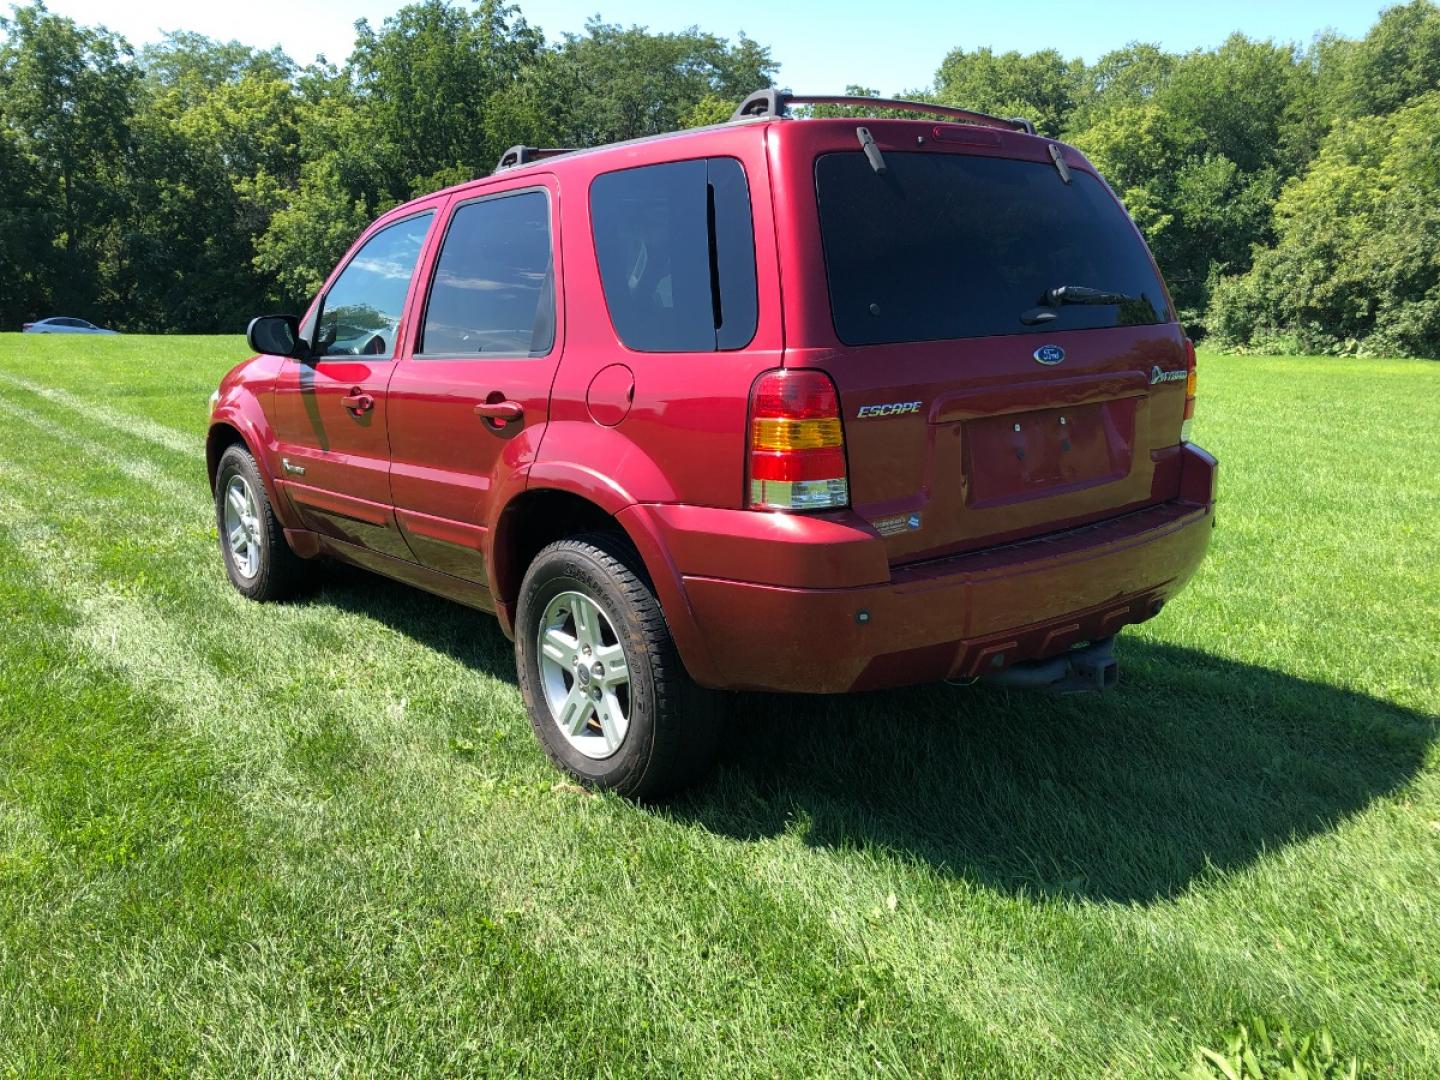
515;533;720;799
214;444;304;601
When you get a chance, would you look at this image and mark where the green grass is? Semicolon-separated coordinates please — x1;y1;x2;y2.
0;334;1435;1077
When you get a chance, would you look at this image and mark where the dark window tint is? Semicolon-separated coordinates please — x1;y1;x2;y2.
420;191;554;357
316;212;432;359
591;157;757;352
708;158;759;349
815;152;1170;346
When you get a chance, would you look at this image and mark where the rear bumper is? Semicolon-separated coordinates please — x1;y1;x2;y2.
620;444;1217;694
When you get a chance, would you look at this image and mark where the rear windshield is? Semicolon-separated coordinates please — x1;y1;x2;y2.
815;151;1170;346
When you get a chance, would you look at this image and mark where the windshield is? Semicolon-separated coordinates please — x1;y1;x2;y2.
814;151;1170;346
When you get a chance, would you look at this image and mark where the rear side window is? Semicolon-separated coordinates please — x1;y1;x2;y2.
815;152;1170;346
316;212;433;359
591;157;757;352
420;190;554;357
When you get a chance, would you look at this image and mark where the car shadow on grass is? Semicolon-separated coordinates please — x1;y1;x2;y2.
306;570;1434;905
669;639;1436;904
308;563;518;672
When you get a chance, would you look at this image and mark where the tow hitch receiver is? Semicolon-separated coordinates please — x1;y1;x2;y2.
980;636;1119;694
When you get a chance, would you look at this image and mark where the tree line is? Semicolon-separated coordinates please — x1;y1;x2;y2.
1;0;1438;357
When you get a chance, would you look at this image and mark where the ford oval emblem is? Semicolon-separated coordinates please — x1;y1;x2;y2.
1033;344;1065;365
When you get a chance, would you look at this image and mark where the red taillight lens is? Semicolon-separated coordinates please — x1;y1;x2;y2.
1181;338;1198;442
750;370;839;420
747;370;848;511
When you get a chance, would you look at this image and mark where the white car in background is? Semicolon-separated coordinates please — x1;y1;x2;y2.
21;317;119;334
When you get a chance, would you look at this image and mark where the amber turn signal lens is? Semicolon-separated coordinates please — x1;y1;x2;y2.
750;416;844;451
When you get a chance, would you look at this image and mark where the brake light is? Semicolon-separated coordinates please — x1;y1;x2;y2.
1180;337;1198;443
747;369;849;511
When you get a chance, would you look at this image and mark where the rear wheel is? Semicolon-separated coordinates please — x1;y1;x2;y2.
214;444;303;601
515;533;720;799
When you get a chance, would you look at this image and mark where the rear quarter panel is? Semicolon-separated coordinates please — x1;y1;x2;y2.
536;126;783;510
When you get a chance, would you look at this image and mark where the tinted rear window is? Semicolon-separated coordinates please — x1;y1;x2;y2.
815;152;1169;346
590;157;757;352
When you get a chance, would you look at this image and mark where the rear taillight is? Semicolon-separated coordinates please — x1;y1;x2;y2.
747;369;849;511
1180;337;1198;443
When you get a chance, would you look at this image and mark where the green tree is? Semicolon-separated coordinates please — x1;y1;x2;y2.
1072;42;1176;126
0;2;137;318
140;30;293;98
350;0;543;196
0;125;48;325
1326;0;1440;119
248;0;550;310
516;20;776;148
118;32;303;329
252;155;373;303
1208;91;1440;357
1160;36;1306;170
934;46;1083;135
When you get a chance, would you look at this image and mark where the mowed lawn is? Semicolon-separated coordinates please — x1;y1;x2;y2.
0;334;1435;1077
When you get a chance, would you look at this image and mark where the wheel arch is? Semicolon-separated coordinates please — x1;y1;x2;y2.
206;414;298;534
205;421;248;492
488;484;720;686
489;487;619;621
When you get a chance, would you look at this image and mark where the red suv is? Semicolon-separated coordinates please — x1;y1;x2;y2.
209;91;1216;797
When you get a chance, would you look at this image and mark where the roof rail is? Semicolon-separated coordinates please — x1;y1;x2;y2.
493;145;580;174
729;89;1037;136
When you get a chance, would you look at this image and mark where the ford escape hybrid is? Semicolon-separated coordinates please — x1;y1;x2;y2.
209;90;1217;797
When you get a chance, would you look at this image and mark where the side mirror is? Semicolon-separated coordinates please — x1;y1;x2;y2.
246;314;309;360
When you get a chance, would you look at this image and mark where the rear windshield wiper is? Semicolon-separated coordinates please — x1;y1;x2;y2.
1021;285;1141;324
1045;285;1139;306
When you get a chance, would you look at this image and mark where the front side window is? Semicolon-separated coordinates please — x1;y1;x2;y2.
419;190;554;357
590;157;757;353
815;152;1170;346
315;212;433;359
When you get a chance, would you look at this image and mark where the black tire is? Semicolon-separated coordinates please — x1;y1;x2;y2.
515;532;720;799
214;444;304;602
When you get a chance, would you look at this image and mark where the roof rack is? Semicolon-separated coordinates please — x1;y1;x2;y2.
493;145;580;173
729;89;1037;136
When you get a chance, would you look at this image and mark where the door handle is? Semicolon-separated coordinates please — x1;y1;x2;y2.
342;391;374;415
474;399;523;425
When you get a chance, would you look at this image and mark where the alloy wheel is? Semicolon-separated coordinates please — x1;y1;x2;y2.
223;474;262;579
536;589;632;759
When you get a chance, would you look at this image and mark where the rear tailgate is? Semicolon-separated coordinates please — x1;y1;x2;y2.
828;326;1189;564
778;122;1190;564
